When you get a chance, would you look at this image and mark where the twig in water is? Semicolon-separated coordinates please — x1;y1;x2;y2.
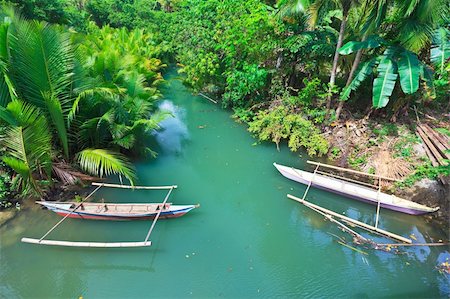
338;241;369;255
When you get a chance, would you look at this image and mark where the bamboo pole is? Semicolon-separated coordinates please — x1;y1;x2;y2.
287;194;412;244
301;196;369;242
299;164;320;200
418;131;440;167
374;180;382;229
421;124;450;151
198;92;218;104
21;238;152;248
144;187;174;242
306;161;402;182
38;184;103;242
376;242;449;247
417;127;447;166
92;182;177;190
420;125;450;160
316;170;378;189
287;166;369;242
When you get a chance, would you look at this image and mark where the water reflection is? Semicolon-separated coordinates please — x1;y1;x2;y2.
437;251;450;295
155;100;189;154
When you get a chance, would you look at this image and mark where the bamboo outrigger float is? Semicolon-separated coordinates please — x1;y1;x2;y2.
21;182;198;248
287;194;412;244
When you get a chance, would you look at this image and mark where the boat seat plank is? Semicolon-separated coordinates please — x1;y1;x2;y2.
21;238;152;248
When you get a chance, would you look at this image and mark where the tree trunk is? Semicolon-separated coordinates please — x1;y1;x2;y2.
335;35;366;120
326;12;348;114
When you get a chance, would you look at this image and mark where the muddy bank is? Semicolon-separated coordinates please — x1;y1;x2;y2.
0;209;17;227
0;183;89;227
398;179;450;229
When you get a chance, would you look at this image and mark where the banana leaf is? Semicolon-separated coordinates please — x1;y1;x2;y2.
398;50;420;94
338;35;383;55
373;56;397;108
431;27;450;74
340;57;378;101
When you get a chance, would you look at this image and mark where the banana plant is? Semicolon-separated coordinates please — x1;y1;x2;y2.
430;27;450;77
339;37;433;108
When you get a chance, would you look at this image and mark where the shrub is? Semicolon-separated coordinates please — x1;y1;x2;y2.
223;63;268;108
248;106;329;156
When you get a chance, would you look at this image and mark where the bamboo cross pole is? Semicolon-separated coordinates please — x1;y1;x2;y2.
307;161;402;182
287;194;412;244
374;180;382;229
144;187;174;242
92;182;177;190
316;170;378;189
38;184;103;242
298;164;320;200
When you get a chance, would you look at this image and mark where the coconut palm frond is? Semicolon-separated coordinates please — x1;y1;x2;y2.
76;148;136;185
0;100;53;196
9;19;74;157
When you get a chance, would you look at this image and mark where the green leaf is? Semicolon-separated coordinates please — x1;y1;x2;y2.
76;148;136;185
430;27;450;75
420;63;435;98
42;92;69;157
0;23;9;60
373;56;397;108
0;100;53;195
0;105;17;125
339;41;364;55
340;57;378;101
339;36;383;55
9;20;74;157
398;50;420;94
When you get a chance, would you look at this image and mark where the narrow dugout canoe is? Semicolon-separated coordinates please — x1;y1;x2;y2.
273;163;439;215
37;201;198;220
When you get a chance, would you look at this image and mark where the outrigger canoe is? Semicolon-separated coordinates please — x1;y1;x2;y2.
273;163;439;215
37;201;199;221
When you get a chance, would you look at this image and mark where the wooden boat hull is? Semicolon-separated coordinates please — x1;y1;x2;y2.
37;202;198;221
273;163;439;215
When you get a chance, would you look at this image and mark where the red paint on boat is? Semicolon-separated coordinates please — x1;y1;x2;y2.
55;211;188;221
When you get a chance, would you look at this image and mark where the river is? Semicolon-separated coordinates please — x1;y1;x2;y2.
0;69;449;298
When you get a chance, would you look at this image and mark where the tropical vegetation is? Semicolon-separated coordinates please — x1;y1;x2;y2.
0;7;166;197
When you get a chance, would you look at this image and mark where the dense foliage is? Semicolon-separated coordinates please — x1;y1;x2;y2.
0;8;166;196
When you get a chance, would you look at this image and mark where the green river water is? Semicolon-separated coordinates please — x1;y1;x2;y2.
1;69;449;298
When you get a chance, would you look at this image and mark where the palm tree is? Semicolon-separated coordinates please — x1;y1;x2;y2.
335;0;448;118
277;0;361;115
0;9;139;194
8;20;74;158
394;0;448;53
0;100;53;196
309;0;361;114
335;0;386;119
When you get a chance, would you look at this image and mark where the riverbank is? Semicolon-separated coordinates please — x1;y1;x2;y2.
322;115;449;228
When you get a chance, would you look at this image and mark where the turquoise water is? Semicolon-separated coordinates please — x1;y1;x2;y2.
1;69;449;298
